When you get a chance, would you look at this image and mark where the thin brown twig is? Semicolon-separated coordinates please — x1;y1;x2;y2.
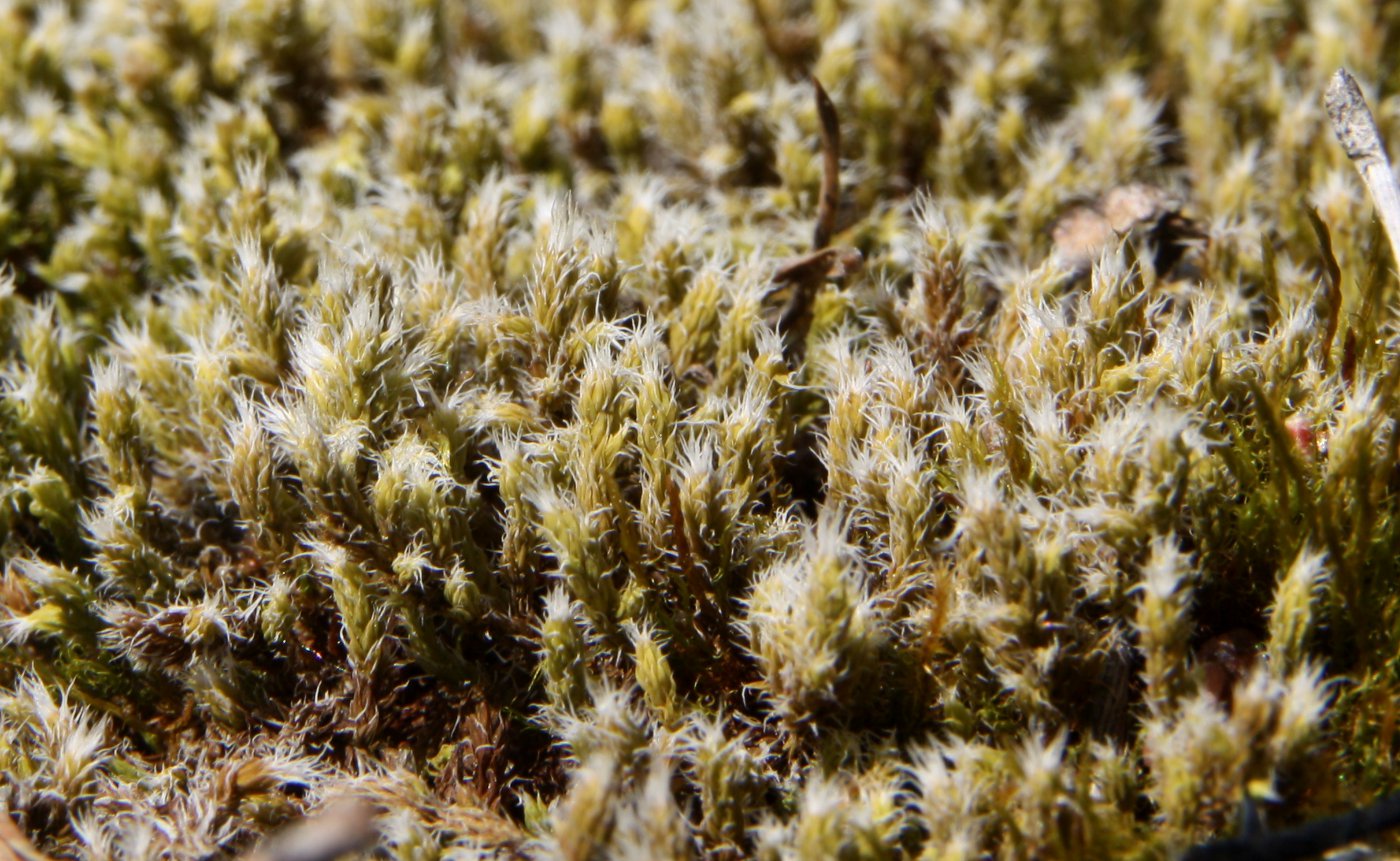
811;75;840;251
1304;206;1343;371
772;246;863;364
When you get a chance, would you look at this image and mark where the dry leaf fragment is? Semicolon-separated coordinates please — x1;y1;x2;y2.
1101;182;1175;233
239;801;377;861
1050;182;1202;276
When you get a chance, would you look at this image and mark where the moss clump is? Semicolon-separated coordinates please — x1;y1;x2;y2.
2;0;1400;858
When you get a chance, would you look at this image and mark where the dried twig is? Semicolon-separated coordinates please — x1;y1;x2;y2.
1325;69;1400;268
1304;206;1343;370
771;246;863;364
811;75;840;251
767;77;855;366
1183;789;1400;861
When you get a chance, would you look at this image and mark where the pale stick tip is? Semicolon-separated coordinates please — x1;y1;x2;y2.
1323;68;1400;270
1325;68;1383;164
